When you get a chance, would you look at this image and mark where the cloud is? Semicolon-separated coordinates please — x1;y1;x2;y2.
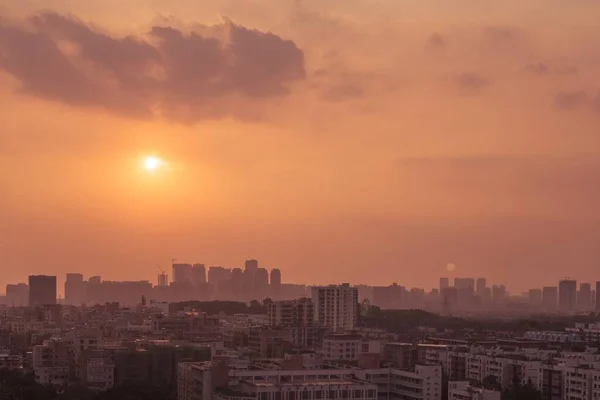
319;84;364;102
0;12;306;122
523;62;550;75
455;73;489;93
428;33;445;48
554;91;589;111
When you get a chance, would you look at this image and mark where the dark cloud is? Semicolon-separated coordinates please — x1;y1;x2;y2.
522;62;579;76
455;73;489;93
0;12;306;122
428;33;445;48
485;26;520;45
554;91;588;111
523;62;550;75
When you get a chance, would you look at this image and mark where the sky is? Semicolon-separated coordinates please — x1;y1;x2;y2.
1;0;600;293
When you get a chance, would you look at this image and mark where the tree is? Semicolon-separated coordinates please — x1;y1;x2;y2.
502;380;542;400
482;375;502;391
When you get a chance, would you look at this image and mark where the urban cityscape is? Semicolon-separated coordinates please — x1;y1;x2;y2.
0;260;599;400
3;0;600;399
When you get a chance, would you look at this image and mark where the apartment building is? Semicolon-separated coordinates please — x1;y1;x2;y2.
178;362;441;400
311;284;358;332
32;340;71;386
0;353;22;369
267;298;314;327
448;381;500;400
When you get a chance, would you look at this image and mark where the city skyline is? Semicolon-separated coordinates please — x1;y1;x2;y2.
3;260;600;298
4;264;600;319
2;0;600;292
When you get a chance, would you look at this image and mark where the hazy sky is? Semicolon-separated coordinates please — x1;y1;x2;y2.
1;0;600;292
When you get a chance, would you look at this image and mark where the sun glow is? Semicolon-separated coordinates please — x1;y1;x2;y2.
143;156;163;171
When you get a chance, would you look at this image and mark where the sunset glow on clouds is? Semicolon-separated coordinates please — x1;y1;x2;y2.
1;0;600;290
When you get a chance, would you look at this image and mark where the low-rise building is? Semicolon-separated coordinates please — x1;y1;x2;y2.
448;381;500;400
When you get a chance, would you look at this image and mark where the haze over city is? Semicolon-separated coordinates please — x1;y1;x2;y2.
2;0;600;291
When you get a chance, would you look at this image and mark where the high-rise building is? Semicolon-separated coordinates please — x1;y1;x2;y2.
596;282;600;313
172;264;193;284
244;259;258;273
491;285;507;302
439;278;449;293
28;275;57;306
268;298;314;327
254;268;269;297
558;279;577;312
270;269;282;299
476;278;487;295
542;286;558;312
311;283;358;332
6;283;28;306
207;267;231;285
270;269;282;287
191;264;206;286
528;288;542;305
454;278;475;291
87;276;102;304
157;273;168;287
65;273;86;305
578;283;592;311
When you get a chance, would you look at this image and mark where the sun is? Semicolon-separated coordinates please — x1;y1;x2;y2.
143;156;163;171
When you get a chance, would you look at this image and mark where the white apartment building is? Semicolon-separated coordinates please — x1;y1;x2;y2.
311;284;358;332
32;340;71;386
84;357;115;391
418;345;449;373
448;382;500;400
268;298;314;327
178;362;441;400
0;353;22;369
214;379;378;400
322;334;384;361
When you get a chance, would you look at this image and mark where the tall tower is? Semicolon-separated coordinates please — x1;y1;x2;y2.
558;279;577;312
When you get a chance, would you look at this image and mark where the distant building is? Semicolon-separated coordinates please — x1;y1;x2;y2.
157;272;168;287
244;259;258;273
172;264;193;284
65;273;86;305
6;283;28;306
578;283;592;311
528;289;542;305
440;277;450;292
270;268;282;288
559;279;577;312
542;286;558;312
311;283;358;332
476;278;487;296
192;264;206;286
596;282;600;313
253;268;269;299
28;275;57;306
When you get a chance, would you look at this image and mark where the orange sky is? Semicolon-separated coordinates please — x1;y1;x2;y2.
1;0;600;292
